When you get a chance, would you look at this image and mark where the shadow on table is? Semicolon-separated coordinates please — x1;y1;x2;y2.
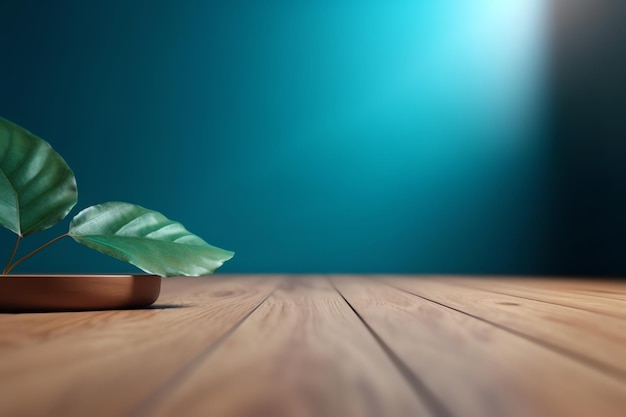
0;303;189;314
143;303;187;310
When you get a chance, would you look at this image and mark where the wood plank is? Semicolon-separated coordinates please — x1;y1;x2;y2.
528;279;626;301
386;277;626;378
445;277;626;319
134;277;433;417
441;276;626;301
334;277;626;417
0;276;279;417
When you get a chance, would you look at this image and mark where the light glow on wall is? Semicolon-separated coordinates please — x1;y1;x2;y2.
0;0;552;273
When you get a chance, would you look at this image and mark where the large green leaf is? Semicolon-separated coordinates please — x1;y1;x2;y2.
69;202;234;276
0;117;78;236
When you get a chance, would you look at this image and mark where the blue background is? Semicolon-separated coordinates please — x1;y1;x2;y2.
1;1;624;275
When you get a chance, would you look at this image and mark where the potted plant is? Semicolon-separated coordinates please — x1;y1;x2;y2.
0;116;234;312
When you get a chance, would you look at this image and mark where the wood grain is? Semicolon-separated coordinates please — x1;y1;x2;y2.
522;279;626;301
334;277;626;417
0;276;279;417
445;277;626;319
444;277;626;301
136;278;432;417
386;277;626;378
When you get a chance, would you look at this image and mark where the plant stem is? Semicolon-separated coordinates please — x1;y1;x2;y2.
3;235;22;275
4;234;69;274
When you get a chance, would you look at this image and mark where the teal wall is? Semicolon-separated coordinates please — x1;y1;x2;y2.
0;1;552;274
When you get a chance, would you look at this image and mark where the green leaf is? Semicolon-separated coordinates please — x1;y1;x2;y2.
69;202;234;276
0;117;78;236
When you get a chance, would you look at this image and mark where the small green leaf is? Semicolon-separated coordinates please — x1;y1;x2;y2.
69;202;234;276
0;117;78;236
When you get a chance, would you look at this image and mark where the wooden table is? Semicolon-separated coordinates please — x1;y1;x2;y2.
1;275;625;417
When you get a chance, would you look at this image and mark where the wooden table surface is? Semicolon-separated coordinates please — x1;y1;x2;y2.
1;275;625;417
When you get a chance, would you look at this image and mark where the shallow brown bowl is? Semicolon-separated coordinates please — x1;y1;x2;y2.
0;275;161;312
